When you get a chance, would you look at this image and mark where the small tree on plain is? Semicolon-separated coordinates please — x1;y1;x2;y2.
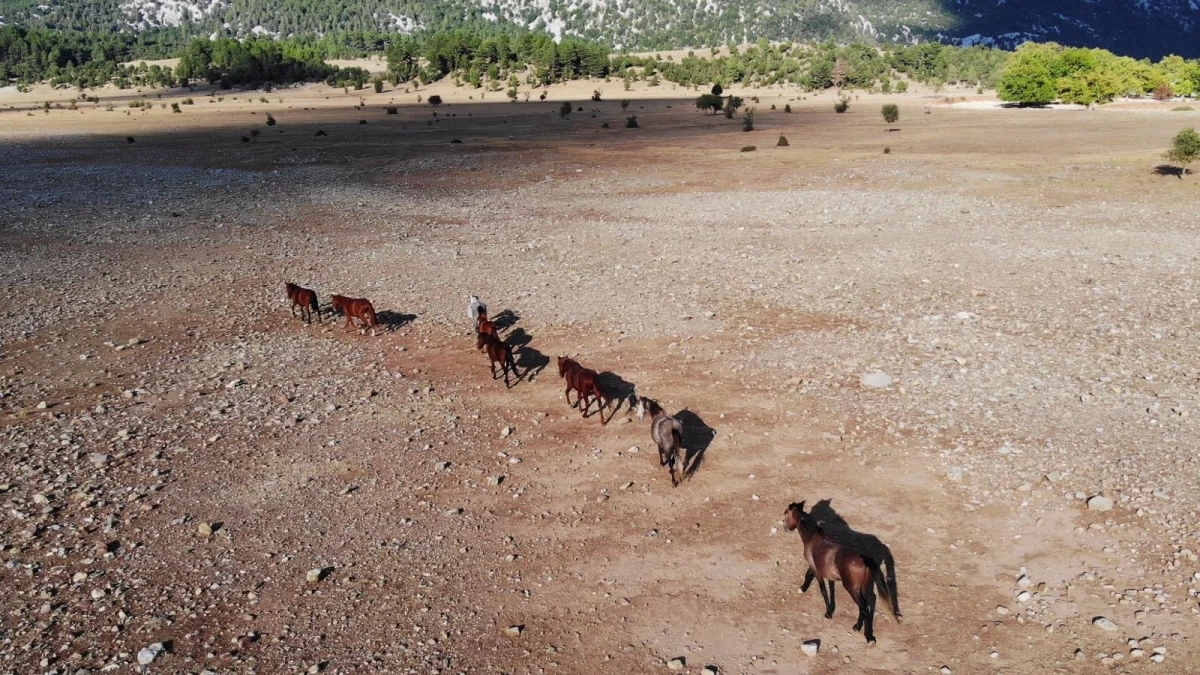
711;83;723;96
625;115;639;128
428;95;442;106
695;93;723;114
882;104;899;124
742;107;755;132
591;89;602;102
1165;128;1200;176
620;99;630;110
374;79;383;93
560;101;572;118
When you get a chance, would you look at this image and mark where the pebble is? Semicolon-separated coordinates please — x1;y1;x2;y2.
1087;495;1114;511
505;625;523;637
487;475;504;486
628;446;640;453
306;567;330;583
444;508;463;516
666;658;685;671
136;643;164;665
1092;616;1119;631
501;426;512;438
703;667;719;675
88;453;109;467
860;371;893;389
801;640;820;656
940;668;952;675
197;522;213;538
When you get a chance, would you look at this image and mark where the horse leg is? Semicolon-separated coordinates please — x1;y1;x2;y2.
816;576;832;618
290;302;299;318
579;389;592;417
823;579;836;619
565;386;575;408
800;569;816;593
669;452;680;487
862;580;878;644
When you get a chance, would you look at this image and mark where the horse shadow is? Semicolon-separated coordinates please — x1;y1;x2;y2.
507;328;548;379
597;371;637;417
809;499;899;581
676;409;716;481
492;309;520;332
1153;164;1191;179
376;311;417;330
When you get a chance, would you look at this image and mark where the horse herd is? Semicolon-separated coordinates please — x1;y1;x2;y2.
285;282;902;645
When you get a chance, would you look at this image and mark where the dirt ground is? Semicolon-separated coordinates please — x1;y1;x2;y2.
2;76;1199;675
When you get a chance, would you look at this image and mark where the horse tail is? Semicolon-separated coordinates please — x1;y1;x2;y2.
869;556;901;621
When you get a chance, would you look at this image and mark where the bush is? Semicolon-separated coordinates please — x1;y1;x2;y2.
882;104;899;124
834;97;850;113
241;135;250;143
997;47;1056;105
386;106;398;114
770;104;776;110
560;101;572;118
601;122;610;128
125;136;135;144
314;129;327;136
625;115;639;128
1154;85;1174;101
777;135;789;146
742;108;755;132
724;96;744;119
620;99;630;110
374;79;383;93
696;93;723;114
359;119;367;124
896;81;909;93
171;103;181;113
784;104;792;113
259;97;268;103
884;146;891;154
182;98;194;105
711;83;723;96
428;95;442;106
592;89;602;102
1165;128;1200;172
265;113;276;126
740;145;756;152
1173;106;1195;111
507;88;518;102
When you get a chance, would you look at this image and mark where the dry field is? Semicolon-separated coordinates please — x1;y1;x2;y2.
2;76;1199;675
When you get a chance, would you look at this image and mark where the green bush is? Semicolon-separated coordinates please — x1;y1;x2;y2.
560;101;572;118
592;89;602;102
171;102;181;113
1165;128;1200;172
621;99;631;109
882;103;899;124
1173;106;1195;111
777;135;789;146
740;145;756;152
784;104;792;113
374;79;383;93
428;95;442;106
834;97;850;113
896;81;909;93
742;108;755;132
997;45;1058;105
696;93;723;114
265;113;276;126
884;146;891;154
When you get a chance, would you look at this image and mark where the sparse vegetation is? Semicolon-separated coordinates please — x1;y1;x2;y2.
1173;106;1195;111
784;104;792;113
696;93;723;114
266;114;276;126
777;135;789;146
591;89;602;102
742;108;755;132
386;106;398;114
620;99;630;110
834;97;850;113
374;79;383;93
171;102;181;113
884;146;892;154
740;145;756;152
882;103;899;124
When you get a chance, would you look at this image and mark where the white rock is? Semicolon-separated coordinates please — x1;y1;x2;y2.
860;371;893;389
505;625;523;637
801;640;820;656
444;508;463;516
501;426;512;438
1092;616;1119;631
137;643;164;665
306;567;330;583
666;658;685;671
1087;495;1114;511
628;446;640;453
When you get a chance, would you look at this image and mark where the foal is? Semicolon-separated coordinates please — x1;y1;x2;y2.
330;294;379;332
556;356;610;423
637;398;685;486
783;501;901;644
285;283;320;324
478;332;519;387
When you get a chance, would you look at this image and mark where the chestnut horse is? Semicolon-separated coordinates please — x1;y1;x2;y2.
330;294;379;331
556;356;610;423
285;283;320;324
784;501;900;644
637;397;684;486
475;311;498;349
477;332;518;386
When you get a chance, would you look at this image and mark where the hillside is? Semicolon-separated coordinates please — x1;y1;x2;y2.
1;0;1197;58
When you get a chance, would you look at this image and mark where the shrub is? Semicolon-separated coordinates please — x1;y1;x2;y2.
125;136;135;144
896;81;909;93
265;113;276;126
784;104;792;113
428;95;442;106
884;146;891;154
171;103;181;113
259;97;268;103
507;88;518;102
882;104;899;124
742;108;755;132
601;122;610;128
711;83;723;96
359;119;367;124
724;96;744;119
374;79;383;93
625;115;639;128
740;145;756;152
997;47;1056;105
560;101;572;118
592;89;602;102
1173;106;1195;111
1154;85;1174;101
314;130;327;136
777;135;789;146
241;135;250;143
250;129;260;137
834;97;850;113
540;90;548;101
182;98;194;105
696;93;723;114
770;104;776;110
620;99;630;110
386;106;398;114
1165;128;1200;173
451;138;463;144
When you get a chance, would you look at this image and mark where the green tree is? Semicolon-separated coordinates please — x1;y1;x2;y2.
1165;128;1200;175
881;103;899;124
695;93;723;114
997;46;1057;105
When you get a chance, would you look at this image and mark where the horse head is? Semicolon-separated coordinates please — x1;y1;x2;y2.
783;501;807;531
636;397;661;420
556;356;568;377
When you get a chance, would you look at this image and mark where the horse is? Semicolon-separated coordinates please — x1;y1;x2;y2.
637;397;685;486
783;501;901;644
478;332;519;387
285;283;320;324
475;311;498;349
556;356;611;423
330;294;379;332
468;295;487;327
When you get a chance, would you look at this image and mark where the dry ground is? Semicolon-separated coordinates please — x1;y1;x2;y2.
1;76;1199;675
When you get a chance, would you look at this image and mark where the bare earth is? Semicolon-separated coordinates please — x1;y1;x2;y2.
2;77;1199;675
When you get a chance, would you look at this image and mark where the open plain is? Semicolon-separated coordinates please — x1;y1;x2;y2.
2;78;1199;674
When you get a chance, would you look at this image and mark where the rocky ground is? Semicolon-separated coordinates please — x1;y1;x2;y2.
1;79;1198;674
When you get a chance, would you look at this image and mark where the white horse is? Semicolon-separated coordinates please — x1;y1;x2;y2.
467;295;487;327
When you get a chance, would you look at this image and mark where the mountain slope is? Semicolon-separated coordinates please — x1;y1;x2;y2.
1;0;1196;58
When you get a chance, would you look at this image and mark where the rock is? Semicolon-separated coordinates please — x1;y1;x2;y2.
1045;471;1062;484
1016;591;1031;603
628;446;640;454
703;667;719;675
444;508;463;516
1075;649;1086;661
501;426;512;438
306;567;331;583
35;401;48;409
801;640;820;656
940;668;952;675
435;461;450;471
88;453;109;468
860;372;893;389
666;657;685;671
197;522;213;538
996;605;1010;615
1092;616;1119;631
1087;495;1114;511
136;643;164;665
505;625;523;637
487;475;504;486
1017;575;1032;588
945;467;964;482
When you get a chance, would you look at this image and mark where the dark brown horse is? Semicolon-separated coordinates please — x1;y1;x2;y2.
784;501;900;644
637;397;684;486
285;283;320;324
556;356;610;423
330;294;379;332
475;312;498;349
478;332;519;386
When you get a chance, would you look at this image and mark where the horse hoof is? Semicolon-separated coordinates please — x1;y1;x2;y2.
866;637;876;646
824;613;833;620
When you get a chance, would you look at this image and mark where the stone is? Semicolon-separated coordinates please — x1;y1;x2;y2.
940;668;952;675
501;426;513;438
444;508;463;516
703;667;719;675
860;372;893;389
801;640;820;656
435;461;450;471
89;453;109;468
1087;495;1114;511
628;446;640;453
197;522;213;538
945;467;964;482
996;605;1010;615
666;658;685;671
505;625;523;637
306;567;331;583
1092;616;1119;631
487;475;504;486
36;401;48;410
137;643;164;665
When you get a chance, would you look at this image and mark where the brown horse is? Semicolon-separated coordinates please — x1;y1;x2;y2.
637;397;684;487
556;356;610;423
478;332;519;386
783;501;900;644
285;283;320;324
475;312;498;349
330;294;379;331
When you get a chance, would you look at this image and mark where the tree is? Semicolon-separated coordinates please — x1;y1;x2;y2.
1165;128;1200;175
997;47;1057;105
559;101;572;118
428;95;443;106
695;93;723;114
711;83;723;96
881;103;899;124
742;107;754;132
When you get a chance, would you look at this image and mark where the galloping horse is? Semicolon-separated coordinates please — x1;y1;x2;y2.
330;294;379;331
285;283;320;324
478;332;519;387
637;397;684;486
783;501;901;644
556;356;610;423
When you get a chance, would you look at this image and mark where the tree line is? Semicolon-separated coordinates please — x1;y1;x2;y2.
997;42;1200;105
